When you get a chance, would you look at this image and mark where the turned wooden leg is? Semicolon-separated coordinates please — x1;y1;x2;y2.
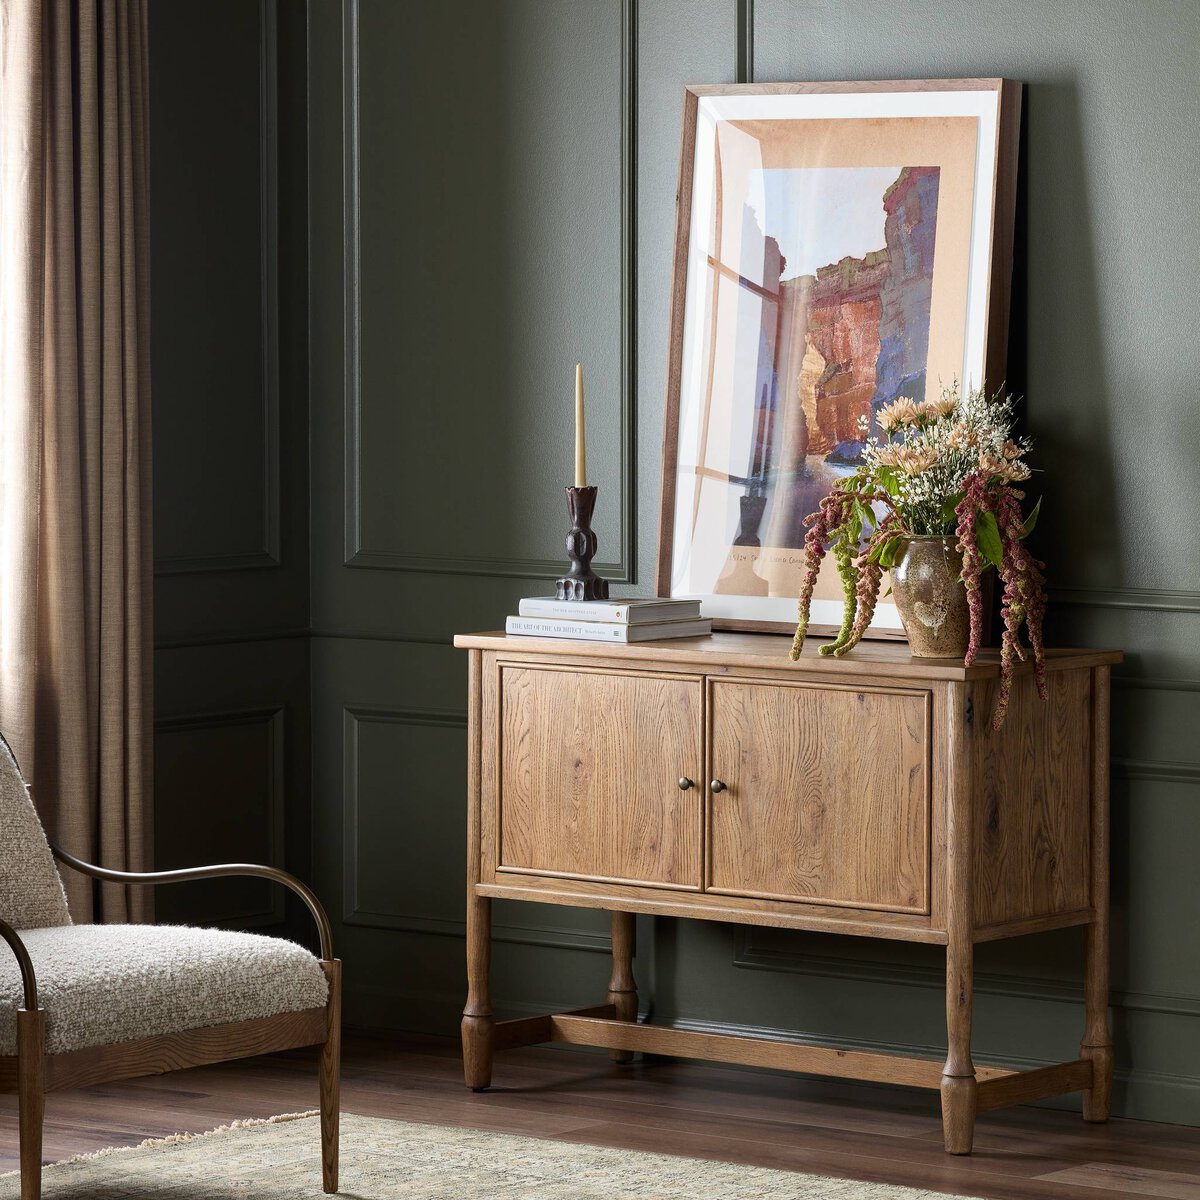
941;682;977;1155
318;960;342;1193
941;932;978;1155
462;892;495;1090
606;911;637;1064
17;1008;45;1200
1081;665;1113;1122
1081;918;1114;1124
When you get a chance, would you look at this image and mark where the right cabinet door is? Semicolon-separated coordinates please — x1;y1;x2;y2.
708;680;930;914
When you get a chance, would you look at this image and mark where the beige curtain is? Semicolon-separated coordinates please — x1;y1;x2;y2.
0;0;152;922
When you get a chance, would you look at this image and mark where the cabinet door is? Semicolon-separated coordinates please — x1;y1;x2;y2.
498;665;703;889
709;680;929;913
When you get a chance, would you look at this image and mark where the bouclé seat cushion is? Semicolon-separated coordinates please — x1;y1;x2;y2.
0;924;328;1055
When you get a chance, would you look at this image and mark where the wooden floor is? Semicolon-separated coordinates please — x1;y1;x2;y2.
3;1033;1200;1199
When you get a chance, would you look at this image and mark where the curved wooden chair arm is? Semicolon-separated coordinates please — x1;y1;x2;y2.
50;845;334;960
0;918;39;1010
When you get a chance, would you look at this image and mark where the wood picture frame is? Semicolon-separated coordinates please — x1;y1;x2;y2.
656;79;1022;635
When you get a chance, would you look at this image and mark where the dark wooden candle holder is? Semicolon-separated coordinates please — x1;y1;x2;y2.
556;485;609;601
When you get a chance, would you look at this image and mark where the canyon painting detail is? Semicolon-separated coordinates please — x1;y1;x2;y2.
660;84;1014;635
748;163;941;559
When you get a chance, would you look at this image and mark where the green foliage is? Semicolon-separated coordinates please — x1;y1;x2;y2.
866;534;905;570
1022;495;1042;539
939;491;965;526
876;466;900;497
974;509;1004;570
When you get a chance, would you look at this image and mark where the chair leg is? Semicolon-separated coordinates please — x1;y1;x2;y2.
17;1008;46;1200
319;960;342;1194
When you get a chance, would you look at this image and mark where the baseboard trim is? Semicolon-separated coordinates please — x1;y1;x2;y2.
732;935;1200;1019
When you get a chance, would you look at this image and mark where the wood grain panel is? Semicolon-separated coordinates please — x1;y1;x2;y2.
497;665;702;889
971;669;1092;926
708;681;929;913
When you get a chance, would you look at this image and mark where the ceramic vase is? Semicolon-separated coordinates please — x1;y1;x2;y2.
891;536;972;659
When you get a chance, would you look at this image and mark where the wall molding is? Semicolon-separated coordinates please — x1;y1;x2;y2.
1051;585;1200;613
155;0;282;577
617;0;637;583
156;626;311;651
1114;674;1200;693
341;704;609;953
1113;757;1200;785
733;928;1200;1019
339;0;636;582
154;705;286;926
735;0;755;83
310;629;451;647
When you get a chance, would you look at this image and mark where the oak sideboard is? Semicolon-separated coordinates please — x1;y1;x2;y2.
453;630;1122;1154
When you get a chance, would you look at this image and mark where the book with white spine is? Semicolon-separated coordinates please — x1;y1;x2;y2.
517;596;702;624
505;615;712;643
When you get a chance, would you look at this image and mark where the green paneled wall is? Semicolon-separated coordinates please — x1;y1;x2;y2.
154;0;1200;1126
150;0;314;941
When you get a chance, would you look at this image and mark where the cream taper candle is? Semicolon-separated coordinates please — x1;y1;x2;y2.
574;362;587;488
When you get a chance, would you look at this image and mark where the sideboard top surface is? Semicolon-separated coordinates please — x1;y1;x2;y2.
454;632;1122;680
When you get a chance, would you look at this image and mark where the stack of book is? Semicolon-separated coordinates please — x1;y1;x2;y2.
506;596;711;643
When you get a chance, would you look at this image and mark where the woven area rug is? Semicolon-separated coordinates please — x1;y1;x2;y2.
0;1111;982;1198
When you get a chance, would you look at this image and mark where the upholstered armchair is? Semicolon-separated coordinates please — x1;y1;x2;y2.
0;735;341;1200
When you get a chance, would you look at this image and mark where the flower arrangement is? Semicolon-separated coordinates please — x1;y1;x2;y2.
788;383;1047;729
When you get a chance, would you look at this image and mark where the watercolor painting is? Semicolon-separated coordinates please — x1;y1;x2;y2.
659;84;1016;634
720;164;940;581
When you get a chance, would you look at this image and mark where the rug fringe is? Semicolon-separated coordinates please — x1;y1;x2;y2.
42;1110;320;1169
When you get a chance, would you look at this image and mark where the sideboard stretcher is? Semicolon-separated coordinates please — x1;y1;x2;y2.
455;632;1121;1155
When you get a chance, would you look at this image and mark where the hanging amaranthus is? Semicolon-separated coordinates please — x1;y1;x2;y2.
995;484;1049;724
826;513;899;658
790;383;1048;728
827;533;859;652
955;473;990;665
955;470;1048;729
789;491;856;661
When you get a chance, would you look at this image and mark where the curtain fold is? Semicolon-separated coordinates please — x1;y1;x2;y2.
0;0;152;923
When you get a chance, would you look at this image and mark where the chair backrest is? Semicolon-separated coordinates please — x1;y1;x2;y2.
0;732;72;929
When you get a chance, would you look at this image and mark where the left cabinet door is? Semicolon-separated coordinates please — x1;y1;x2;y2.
496;664;703;889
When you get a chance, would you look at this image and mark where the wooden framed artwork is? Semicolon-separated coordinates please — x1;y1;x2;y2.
656;80;1022;634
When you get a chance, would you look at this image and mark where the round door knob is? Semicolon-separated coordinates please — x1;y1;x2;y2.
710;779;726;793
677;776;694;791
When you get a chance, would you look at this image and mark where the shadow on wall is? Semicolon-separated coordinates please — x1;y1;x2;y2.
1019;80;1129;1075
1026;77;1117;598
